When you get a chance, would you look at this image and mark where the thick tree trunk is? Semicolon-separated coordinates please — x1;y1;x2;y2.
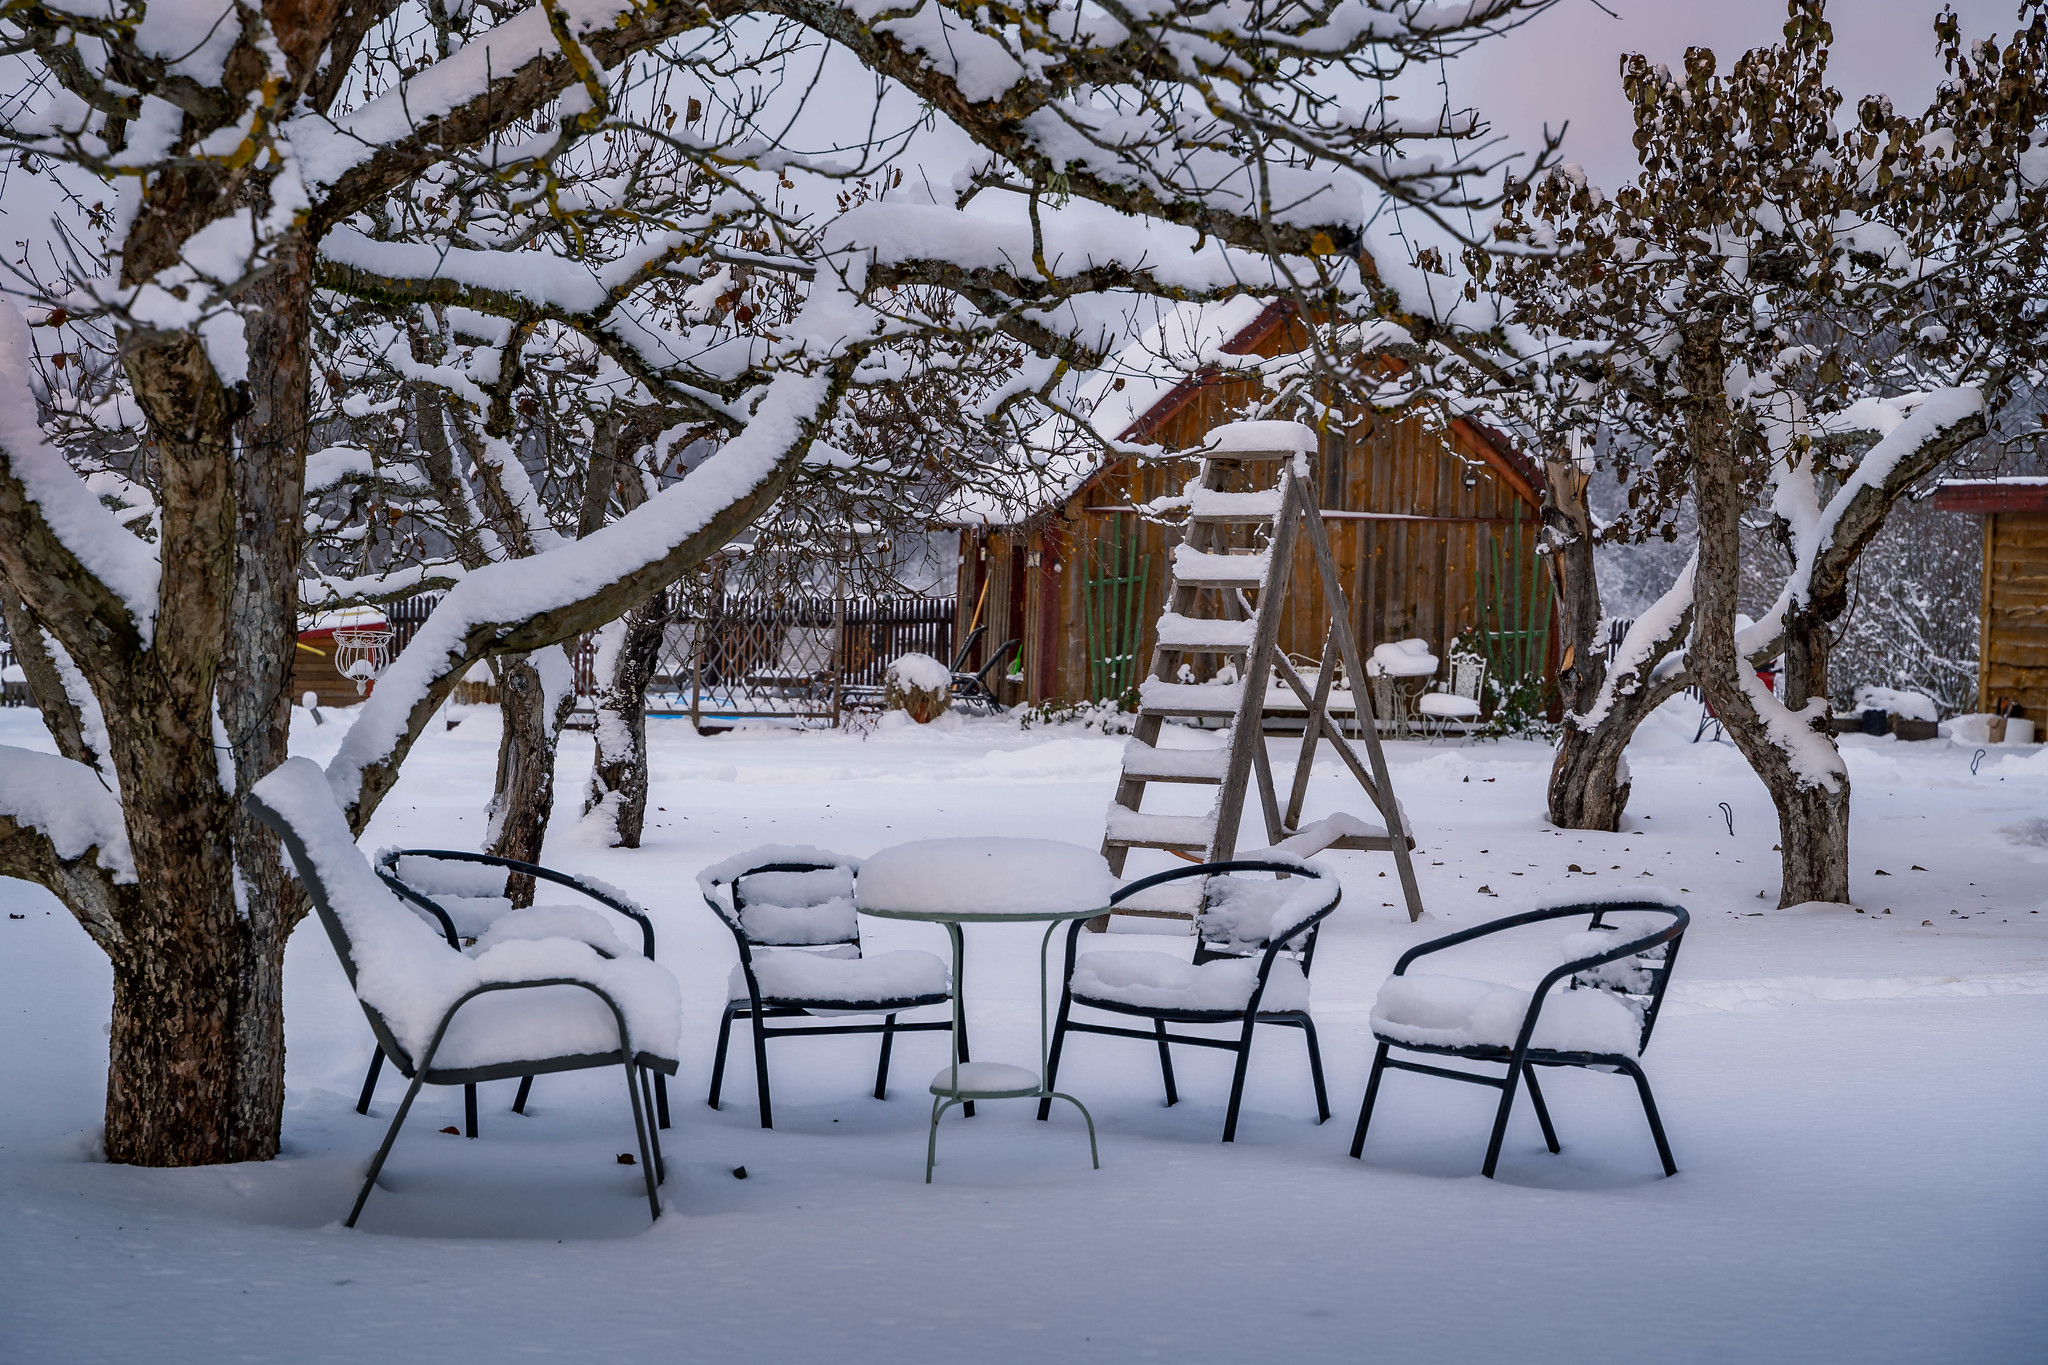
103;333;243;1165
219;247;314;1161
486;653;565;904
1683;330;1851;907
584;598;666;847
1542;453;1619;828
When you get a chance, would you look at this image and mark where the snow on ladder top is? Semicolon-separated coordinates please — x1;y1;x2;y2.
1172;544;1268;583
1156;613;1256;649
1204;420;1319;455
1189;488;1283;520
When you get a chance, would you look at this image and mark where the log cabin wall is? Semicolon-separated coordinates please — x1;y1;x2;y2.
954;312;1548;706
1982;510;2048;719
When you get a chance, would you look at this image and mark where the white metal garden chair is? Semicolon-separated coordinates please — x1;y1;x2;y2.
1418;652;1486;742
249;759;680;1227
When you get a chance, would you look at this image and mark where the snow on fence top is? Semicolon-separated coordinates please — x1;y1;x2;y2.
856;838;1118;917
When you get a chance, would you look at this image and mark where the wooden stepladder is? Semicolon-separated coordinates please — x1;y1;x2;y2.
1101;421;1426;922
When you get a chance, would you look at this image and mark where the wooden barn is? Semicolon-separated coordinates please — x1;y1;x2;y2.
951;300;1552;711
1933;477;2048;723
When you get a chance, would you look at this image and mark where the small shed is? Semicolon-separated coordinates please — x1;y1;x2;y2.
951;300;1550;707
1932;477;2048;721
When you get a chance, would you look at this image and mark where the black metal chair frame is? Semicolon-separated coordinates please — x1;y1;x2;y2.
1036;860;1339;1142
1349;899;1688;1179
248;797;672;1227
704;858;957;1128
948;624;1021;713
363;849;668;1137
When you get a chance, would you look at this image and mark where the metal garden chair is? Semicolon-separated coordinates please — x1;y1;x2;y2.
1036;859;1341;1142
1350;896;1688;1178
364;848;668;1136
249;760;678;1227
1418;651;1486;742
700;847;956;1128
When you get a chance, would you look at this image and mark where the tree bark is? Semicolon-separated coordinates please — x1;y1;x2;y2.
1683;328;1851;907
583;601;666;847
219;245;314;1161
485;652;568;904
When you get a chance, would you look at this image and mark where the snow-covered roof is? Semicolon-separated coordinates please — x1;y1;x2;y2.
945;296;1278;527
1931;477;2048;514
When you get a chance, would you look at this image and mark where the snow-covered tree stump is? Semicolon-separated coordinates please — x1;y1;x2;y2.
886;653;953;724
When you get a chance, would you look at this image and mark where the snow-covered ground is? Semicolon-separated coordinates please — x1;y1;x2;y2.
3;700;2045;1363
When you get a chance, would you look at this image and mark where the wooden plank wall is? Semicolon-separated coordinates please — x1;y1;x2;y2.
1983;510;2048;719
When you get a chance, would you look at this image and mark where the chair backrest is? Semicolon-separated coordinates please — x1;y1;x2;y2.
1111;859;1342;972
1558;902;1687;1052
377;848;656;958
248;759;471;1072
1447;651;1487;702
697;845;862;949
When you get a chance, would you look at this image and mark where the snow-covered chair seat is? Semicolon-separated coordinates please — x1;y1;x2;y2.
1351;895;1689;1180
248;760;677;1227
1416;692;1482;718
1042;858;1341;1142
699;845;954;1128
367;846;666;1133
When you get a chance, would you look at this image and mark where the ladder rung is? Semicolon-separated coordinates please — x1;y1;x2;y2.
1138;679;1243;716
1120;742;1230;783
1188;489;1282;523
1104;807;1216;850
1172;545;1268;588
1156;613;1255;652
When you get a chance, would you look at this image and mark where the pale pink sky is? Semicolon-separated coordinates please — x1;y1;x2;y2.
1458;0;2018;192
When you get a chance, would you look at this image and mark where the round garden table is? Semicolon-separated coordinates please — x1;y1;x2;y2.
855;838;1114;1182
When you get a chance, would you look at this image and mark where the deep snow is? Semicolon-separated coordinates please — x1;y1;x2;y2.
2;699;2045;1363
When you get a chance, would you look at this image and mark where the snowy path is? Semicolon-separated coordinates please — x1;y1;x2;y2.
2;702;2045;1362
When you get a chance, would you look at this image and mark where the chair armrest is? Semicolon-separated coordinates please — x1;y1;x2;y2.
375;870;463;949
381;849;657;959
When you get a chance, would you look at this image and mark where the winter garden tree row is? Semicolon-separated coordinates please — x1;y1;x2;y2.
0;0;1565;1166
1432;1;2048;906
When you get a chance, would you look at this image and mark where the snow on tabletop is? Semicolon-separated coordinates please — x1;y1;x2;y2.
886;652;954;691
254;759;680;1067
741;947;950;1007
1372;974;1643;1056
1071;951;1310;1013
855;838;1118;916
1853;686;1938;723
0;747;136;882
1368;639;1438;677
1203;420;1320;455
1197;866;1339;948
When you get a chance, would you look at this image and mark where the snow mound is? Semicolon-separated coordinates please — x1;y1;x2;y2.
1853;686;1938;722
887;652;953;691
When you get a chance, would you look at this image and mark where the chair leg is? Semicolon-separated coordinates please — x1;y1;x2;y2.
1349;1042;1390;1158
1221;1025;1257;1144
512;1075;534;1115
708;1005;737;1110
1298;1017;1330;1124
1154;1018;1178;1108
1481;1060;1524;1179
653;1071;670;1131
1036;993;1073;1122
357;1048;385;1115
750;1011;774;1130
1523;1065;1561;1154
638;1066;666;1186
621;1058;661;1220
347;1071;425;1228
955;1004;974;1120
464;1083;479;1139
875;1013;897;1101
1620;1058;1678;1176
